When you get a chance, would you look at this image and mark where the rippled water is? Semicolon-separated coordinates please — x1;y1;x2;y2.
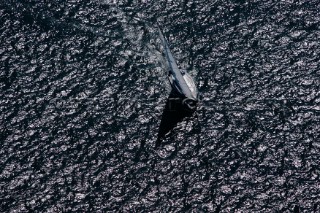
1;0;319;212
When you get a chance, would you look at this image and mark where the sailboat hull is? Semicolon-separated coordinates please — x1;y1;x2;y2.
158;25;199;110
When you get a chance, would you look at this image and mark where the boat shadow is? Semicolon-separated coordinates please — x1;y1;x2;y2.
156;91;196;147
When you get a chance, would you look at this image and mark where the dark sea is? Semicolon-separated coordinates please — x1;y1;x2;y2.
1;0;319;212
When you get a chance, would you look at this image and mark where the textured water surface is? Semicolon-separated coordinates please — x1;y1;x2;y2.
1;0;319;212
